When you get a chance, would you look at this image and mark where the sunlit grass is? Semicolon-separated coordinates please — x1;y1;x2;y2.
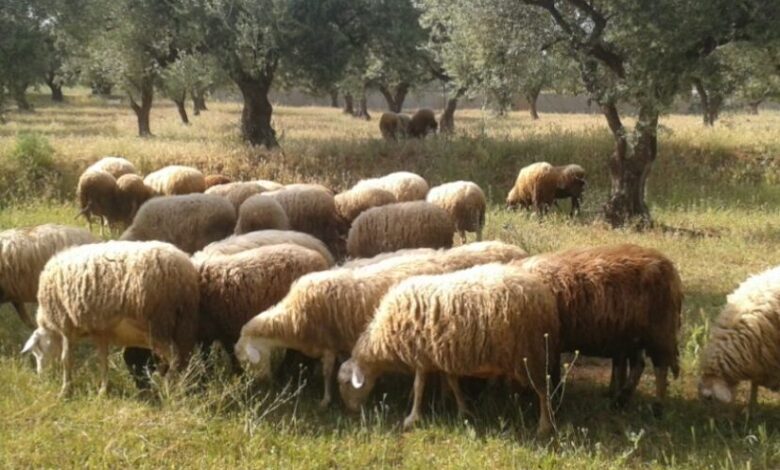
1;90;780;467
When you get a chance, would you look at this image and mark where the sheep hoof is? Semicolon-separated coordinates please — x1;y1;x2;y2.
318;398;331;409
402;416;418;431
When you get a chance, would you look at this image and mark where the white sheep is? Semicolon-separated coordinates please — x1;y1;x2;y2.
120;194;236;254
86;156;137;178
22;241;199;396
426;181;487;243
144;165;206;196
334;186;396;224
338;263;559;435
235;195;290;235
346;201;455;258
699;265;780;413
1;225;98;328
205;181;269;210
193;230;335;267
352;172;429;202
235;241;528;407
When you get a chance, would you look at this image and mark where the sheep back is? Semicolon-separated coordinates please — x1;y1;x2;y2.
408;109;438;138
204;174;232;188
120;194;236;254
335;187;396;223
86;157;137;178
426;181;487;233
193;230;335;267
235;194;290;234
144;166;206;196
347;201;454;258
205;181;268;210
116;174;153;227
353;172;429;202
506;162;557;210
265;186;345;252
77;169;118;222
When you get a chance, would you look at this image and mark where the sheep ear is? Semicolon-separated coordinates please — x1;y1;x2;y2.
351;365;365;389
244;344;261;364
712;381;733;403
21;330;40;354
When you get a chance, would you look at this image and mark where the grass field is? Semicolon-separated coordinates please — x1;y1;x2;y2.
1;90;780;468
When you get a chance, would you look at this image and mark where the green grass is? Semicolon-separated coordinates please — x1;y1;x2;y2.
2;92;780;468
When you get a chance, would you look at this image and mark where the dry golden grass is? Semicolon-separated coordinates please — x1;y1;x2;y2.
1;90;780;468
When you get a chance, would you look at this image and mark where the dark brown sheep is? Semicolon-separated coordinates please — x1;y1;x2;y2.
205;174;232;188
379;112;410;140
516;244;683;410
408;109;438;138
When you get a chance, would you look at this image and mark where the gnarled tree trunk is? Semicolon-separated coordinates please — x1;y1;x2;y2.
192;88;208;116
329;89;339;108
343;92;354;115
526;89;540;120
45;73;64;102
173;91;189;125
354;90;371;121
439;88;466;134
693;79;721;126
12;83;32;111
128;77;154;137
602;103;658;227
234;73;278;148
379;82;410;113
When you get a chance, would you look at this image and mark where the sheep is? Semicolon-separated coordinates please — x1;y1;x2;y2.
76;169;118;234
379;112;410;140
426;181;487;243
86;156;137;178
196;244;330;368
204;174;232;188
120;194;236;254
21;241;199;396
265;185;346;257
338;263;559;435
205;181;268;210
143;165;206;196
517;244;683;409
339;247;437;269
235;195;290;234
234;240;528;407
193;230;335;267
334;187;396;224
352;172;429;202
408;108;438;138
698;265;780;414
346;201;454;259
253;179;284;191
506;162;587;216
115;174;153;227
0;225;98;328
284;183;335;195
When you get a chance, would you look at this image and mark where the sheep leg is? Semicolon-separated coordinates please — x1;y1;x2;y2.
445;374;471;418
747;381;759;421
652;366;668;417
59;336;72;398
570;196;580;217
403;369;427;430
96;338;109;396
319;351;336;409
11;301;36;329
459;230;467;245
609;355;627;402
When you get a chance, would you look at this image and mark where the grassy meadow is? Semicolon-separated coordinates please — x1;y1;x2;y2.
1;90;780;468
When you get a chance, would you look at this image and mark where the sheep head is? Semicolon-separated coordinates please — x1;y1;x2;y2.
337;359;376;412
21;327;62;374
234;334;276;379
698;375;735;404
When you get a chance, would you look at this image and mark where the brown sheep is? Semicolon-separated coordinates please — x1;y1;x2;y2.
235;195;290;234
408;108;438;138
516;244;683;410
335;187;396;224
553;164;586;216
506;162;587;216
379;112;410;140
205;181;268;210
77;169;118;234
115;174;153;228
205;174;232;188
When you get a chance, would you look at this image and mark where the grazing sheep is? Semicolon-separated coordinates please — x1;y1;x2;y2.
284;183;335;195
265;185;346;256
698;265;780;413
196;244;330;367
86;156;137;178
235;241;528;407
253;179;284;191
507;162;587;216
426;181;487;243
353;172;429;202
408;108;438;138
517;244;683;408
144;165;206;196
204;174;232;188
347;201;454;258
552;164;586;216
235;195;290;234
77;169;118;234
120;194;236;254
335;187;396;224
379;112;410;140
193;230;335;267
339;247;437;269
115;174;153;227
205;181;268;210
21;241;199;396
0;225;97;328
339;263;559;435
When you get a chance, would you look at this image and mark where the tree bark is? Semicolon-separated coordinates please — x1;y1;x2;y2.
354;90;371;120
128;77;154;137
329;89;339;108
379;82;410;113
173;92;189;125
49;83;64;102
602;103;658;227
526;90;540;120
343;92;354;115
693;79;721;126
234;74;278;148
12;83;32;111
439;88;466;134
192;88;208;116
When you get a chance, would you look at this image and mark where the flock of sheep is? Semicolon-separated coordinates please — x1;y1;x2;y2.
1;155;778;438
